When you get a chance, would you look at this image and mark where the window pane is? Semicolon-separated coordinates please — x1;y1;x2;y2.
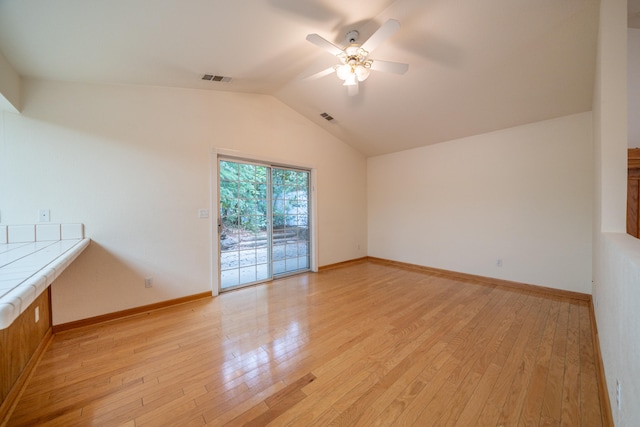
239;163;255;181
297;256;309;269
285;244;298;258
273;244;285;261
273;260;285;275
297;242;308;256
221;269;239;288
240;266;256;283
256;247;268;264
220;161;239;181
257;264;269;281
220;251;239;270
239;249;256;267
285;257;298;272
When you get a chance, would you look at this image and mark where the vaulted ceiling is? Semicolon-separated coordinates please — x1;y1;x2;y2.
0;0;602;156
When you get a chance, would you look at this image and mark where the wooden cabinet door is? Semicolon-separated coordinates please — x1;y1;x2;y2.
628;149;640;238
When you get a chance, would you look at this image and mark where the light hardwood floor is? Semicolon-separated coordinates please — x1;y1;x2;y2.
7;260;606;426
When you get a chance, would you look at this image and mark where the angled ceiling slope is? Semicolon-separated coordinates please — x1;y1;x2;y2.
0;0;599;157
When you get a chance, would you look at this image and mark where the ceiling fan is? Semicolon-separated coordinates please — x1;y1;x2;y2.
305;19;409;96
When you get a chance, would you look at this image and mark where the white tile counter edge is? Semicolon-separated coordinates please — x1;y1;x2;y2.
0;238;90;329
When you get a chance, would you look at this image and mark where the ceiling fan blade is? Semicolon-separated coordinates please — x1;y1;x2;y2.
361;19;401;53
370;60;409;75
306;34;343;56
346;80;359;96
303;67;335;80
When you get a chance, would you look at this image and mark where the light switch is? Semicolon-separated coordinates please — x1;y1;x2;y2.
198;209;209;219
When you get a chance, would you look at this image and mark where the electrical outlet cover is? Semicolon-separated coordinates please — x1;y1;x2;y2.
39;209;50;222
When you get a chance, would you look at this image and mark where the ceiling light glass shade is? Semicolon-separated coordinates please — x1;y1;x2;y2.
335;63;352;81
343;73;358;86
355;64;370;81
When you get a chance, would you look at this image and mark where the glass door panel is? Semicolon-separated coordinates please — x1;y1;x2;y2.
219;160;270;290
219;159;310;291
272;168;310;276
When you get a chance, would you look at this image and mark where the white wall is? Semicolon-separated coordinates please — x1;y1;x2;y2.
629;28;640;148
592;0;640;425
596;233;640;425
0;79;367;324
368;112;593;294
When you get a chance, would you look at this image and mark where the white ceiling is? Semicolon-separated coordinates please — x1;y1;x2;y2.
0;0;601;157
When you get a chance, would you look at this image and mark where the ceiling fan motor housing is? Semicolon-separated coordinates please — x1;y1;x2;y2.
346;30;359;44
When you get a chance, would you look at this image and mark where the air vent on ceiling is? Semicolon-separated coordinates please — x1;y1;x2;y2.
320;112;334;121
202;74;232;82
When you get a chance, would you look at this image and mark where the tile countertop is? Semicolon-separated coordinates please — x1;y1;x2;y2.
0;225;90;330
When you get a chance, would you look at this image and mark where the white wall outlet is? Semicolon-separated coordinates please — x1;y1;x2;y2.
616;379;622;410
145;277;153;288
39;209;50;222
198;209;209;219
496;258;503;267
35;306;40;323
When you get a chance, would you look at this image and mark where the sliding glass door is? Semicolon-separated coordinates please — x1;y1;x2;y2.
218;158;310;290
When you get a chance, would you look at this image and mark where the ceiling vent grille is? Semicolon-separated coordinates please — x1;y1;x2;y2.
320;112;334;121
202;74;232;82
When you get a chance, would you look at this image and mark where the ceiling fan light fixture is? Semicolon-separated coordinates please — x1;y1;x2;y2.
335;63;351;81
343;73;358;86
355;63;370;82
335;56;371;84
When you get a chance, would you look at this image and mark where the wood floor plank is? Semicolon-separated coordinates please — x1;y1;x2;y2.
237;373;315;426
203;381;285;425
436;289;529;427
474;295;549;425
579;301;604;425
284;281;491;425
386;285;507;425
561;302;582;426
413;288;525;425
5;261;605;427
541;299;570;423
79;394;143;426
453;293;538;426
355;341;449;426
449;362;503;427
9;377;144;426
517;298;562;426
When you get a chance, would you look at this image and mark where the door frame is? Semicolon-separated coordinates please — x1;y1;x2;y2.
209;147;318;295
